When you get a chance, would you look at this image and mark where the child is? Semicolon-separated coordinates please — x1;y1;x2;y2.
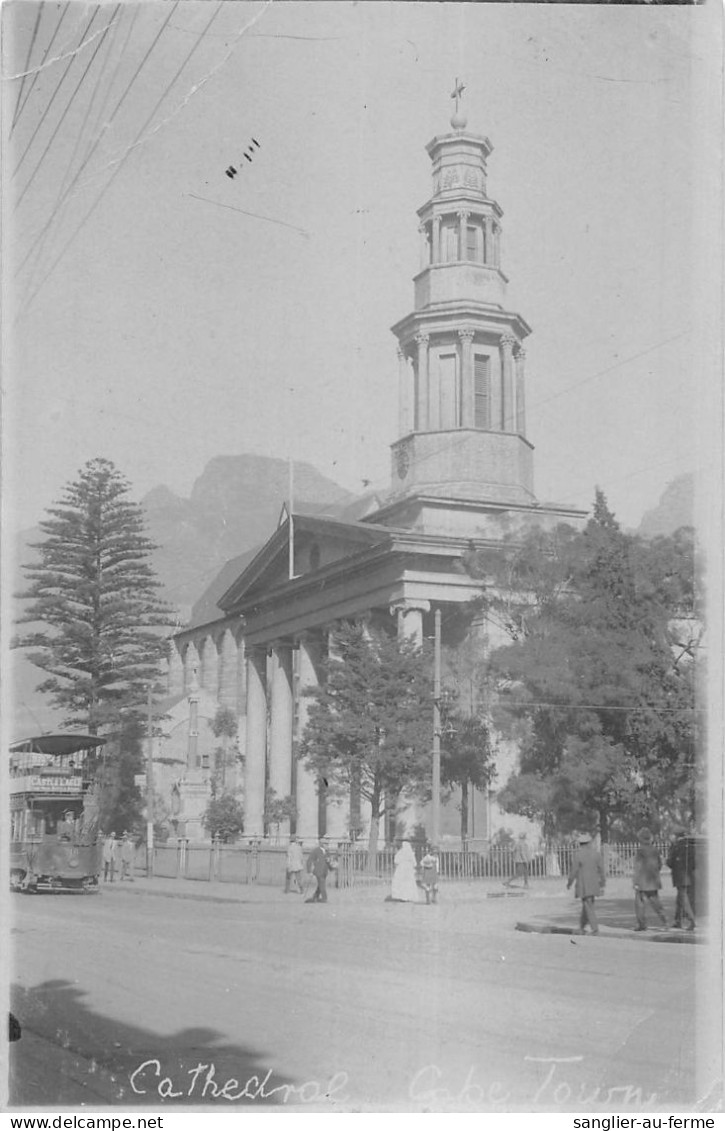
420;845;440;904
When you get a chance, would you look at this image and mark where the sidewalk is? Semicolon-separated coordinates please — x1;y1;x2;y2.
99;874;705;944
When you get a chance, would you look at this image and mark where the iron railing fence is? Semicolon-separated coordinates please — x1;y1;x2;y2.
140;839;674;889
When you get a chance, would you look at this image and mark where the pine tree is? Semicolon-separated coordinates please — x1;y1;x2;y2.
299;621;433;860
15;458;174;732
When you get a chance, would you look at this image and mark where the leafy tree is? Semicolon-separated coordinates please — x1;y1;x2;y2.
209;706;239;792
263;787;297;841
298;620;433;861
440;709;496;841
468;491;699;839
15;458;174;732
202;792;244;842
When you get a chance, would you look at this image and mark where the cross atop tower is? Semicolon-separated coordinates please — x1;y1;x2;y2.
450;78;467;130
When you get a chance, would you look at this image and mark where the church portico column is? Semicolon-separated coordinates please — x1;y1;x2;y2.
500;334;515;432
458;329;475;427
168;643;184;697
218;628;237;709
415;332;429;432
269;643;294;835
390;599;430;648
296;636;322;841
244;646;267;837
515;348;526;435
183;642;200;693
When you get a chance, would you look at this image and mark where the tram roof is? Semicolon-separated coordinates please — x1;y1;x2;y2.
9;734;106;756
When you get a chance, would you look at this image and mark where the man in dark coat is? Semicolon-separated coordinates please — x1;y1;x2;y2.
567;833;606;935
632;827;668;931
666;828;696;930
305;838;331;903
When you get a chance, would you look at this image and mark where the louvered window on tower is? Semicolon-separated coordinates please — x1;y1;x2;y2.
466;225;478;262
443;223;458;263
474;355;491;429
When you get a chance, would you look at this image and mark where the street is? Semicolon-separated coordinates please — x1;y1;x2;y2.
8;881;709;1112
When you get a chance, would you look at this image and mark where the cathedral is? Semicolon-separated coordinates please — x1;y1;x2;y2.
161;89;586;844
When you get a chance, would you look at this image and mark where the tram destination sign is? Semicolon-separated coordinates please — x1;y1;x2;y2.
9;775;83;794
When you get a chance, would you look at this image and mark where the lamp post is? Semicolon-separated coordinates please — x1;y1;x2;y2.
146;683;154;876
432;607;442;846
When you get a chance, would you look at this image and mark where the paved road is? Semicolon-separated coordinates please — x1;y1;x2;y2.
8;883;710;1112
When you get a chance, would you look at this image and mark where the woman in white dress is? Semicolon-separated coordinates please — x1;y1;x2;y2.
391;839;422;902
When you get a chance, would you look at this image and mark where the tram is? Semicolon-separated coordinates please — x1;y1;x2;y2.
9;733;106;893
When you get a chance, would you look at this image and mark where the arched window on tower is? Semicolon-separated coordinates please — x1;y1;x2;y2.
474;354;491;429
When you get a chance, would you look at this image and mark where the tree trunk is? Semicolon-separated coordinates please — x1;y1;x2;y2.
460;780;469;841
366;780;381;870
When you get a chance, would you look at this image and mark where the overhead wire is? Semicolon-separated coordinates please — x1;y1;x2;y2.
11;2;70;133
10;1;44;132
19;3;127;297
15;2;178;284
12;6;100;179
19;1;224;316
15;5;120;210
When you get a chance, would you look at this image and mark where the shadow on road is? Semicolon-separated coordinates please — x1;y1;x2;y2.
10;979;305;1108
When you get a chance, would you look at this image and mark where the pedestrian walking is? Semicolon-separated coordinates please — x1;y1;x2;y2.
102;832;118;882
120;832;135;882
390;839;422;902
507;832;533;888
566;832;606;935
420;845;440;905
305;838;332;903
666;828;696;930
285;836;305;893
632;828;668;931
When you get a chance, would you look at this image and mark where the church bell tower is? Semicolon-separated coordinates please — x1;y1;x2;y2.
378;83;539;534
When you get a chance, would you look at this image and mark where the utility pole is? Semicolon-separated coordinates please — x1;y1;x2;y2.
432;606;441;845
146;683;154;876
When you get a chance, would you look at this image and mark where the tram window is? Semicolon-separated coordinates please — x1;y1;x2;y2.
27;812;45;838
11;811;22;841
44;810;58;835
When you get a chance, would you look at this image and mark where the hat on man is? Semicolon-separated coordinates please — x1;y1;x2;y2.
672;826;687;837
578;832;592;844
638;827;653;843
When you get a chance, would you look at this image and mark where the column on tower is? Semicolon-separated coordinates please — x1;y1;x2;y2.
268;642;294;836
484;216;493;266
432;216;442;264
244;646;267;837
398;347;412;436
515;348;526;435
418;223;429;270
494;222;501;268
415;332;429;432
296;635;322;840
457;209;469;262
500;334;515;432
458;329;475;427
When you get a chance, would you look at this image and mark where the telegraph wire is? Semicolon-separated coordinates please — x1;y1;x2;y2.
12;2;70;133
11;2;70;133
12;6;100;179
19;2;224;316
187;193;309;237
10;2;44;132
15;6;120;210
16;2;179;282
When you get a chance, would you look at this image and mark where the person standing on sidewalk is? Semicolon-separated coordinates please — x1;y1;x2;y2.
666;828;695;930
284;836;305;893
632;827;668;931
120;832;135;882
509;832;533;888
567;833;605;935
305;838;331;903
102;833;118;882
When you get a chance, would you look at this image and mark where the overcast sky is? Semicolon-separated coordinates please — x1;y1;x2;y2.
3;0;722;539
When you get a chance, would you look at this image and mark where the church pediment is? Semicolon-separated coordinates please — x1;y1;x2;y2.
217;514;394;613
